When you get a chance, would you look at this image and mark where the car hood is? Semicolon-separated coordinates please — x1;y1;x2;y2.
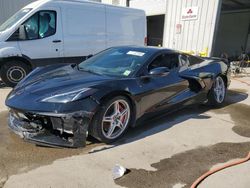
13;64;114;96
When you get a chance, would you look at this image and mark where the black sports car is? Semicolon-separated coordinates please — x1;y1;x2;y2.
5;46;231;148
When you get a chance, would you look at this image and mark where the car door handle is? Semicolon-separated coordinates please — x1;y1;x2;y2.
52;40;62;43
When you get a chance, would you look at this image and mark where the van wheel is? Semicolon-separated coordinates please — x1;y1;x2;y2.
0;60;31;87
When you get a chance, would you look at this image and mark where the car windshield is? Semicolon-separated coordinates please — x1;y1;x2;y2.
0;8;32;32
78;48;151;77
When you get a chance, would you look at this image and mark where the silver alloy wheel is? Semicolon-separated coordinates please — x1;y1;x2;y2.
214;76;225;103
102;99;130;139
7;66;26;83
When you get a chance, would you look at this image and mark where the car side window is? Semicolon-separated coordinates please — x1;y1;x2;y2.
188;55;204;65
148;53;179;71
22;11;56;40
179;54;190;67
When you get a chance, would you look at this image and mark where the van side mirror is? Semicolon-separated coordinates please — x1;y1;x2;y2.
19;25;26;40
149;67;170;76
7;26;26;41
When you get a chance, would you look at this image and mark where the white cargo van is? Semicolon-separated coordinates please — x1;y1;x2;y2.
0;0;146;87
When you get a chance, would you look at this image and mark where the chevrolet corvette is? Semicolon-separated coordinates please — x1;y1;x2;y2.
5;46;231;147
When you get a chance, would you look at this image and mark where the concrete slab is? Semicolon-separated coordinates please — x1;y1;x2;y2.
1;78;250;188
0;88;11;112
199;160;250;188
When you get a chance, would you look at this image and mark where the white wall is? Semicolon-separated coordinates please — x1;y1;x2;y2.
163;0;221;56
130;0;167;16
101;0;127;6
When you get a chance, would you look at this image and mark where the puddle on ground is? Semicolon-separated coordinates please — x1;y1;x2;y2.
116;142;250;188
212;89;250;137
214;103;250;137
116;89;250;188
0;111;101;187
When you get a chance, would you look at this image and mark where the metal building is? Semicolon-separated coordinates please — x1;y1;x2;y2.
130;0;250;58
163;0;221;57
1;0;249;58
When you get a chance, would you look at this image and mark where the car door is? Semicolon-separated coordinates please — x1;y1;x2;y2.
138;52;189;115
18;8;64;66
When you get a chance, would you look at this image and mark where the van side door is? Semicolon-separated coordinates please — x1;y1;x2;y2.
17;7;63;67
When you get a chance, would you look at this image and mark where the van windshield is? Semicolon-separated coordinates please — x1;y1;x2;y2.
0;8;32;32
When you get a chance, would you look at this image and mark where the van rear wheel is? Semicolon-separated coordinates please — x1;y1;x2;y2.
0;60;31;87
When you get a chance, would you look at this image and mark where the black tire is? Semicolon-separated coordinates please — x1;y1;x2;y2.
0;60;31;87
207;76;227;106
89;96;133;143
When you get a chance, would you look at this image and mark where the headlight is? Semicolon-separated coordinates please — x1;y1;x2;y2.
41;88;91;103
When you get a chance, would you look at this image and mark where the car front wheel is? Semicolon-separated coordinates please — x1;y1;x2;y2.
90;96;132;143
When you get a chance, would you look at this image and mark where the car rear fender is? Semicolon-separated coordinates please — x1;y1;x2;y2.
180;60;230;92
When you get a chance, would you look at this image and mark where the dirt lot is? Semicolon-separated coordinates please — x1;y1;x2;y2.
1;78;250;188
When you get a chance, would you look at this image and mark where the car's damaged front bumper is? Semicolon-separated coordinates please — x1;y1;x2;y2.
8;109;94;148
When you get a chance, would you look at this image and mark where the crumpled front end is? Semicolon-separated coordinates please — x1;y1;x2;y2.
8;109;94;148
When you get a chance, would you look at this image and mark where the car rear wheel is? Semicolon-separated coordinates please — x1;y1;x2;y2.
90;96;132;143
208;76;226;106
0;60;31;87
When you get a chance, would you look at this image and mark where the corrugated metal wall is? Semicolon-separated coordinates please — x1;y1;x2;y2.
163;0;222;56
0;0;35;25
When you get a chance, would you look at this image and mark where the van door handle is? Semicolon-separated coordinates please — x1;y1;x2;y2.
53;40;62;43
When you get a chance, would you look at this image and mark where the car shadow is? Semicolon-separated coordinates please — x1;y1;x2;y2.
89;89;248;153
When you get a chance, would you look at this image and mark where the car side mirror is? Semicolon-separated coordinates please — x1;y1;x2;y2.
19;25;26;40
149;67;170;76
